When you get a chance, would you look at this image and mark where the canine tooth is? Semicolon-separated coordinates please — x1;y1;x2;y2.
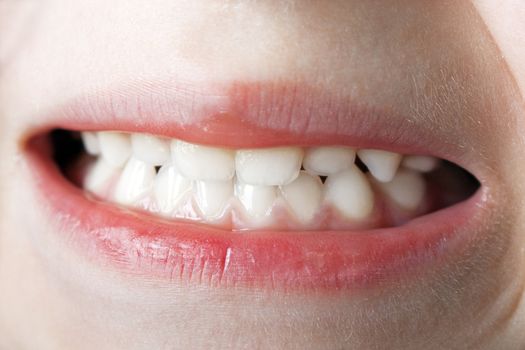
236;147;303;186
303;146;356;176
325;165;374;220
377;170;426;211
235;181;277;218
194;180;233;219
114;158;156;205
131;134;170;165
154;165;192;214
172;140;235;181
98;132;131;167
81;132;100;155
280;172;322;223
84;158;120;196
357;149;402;183
403;155;439;173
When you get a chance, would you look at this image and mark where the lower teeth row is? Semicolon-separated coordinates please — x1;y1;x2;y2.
80;131;440;230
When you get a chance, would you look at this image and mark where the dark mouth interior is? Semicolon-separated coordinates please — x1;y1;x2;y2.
47;129;481;228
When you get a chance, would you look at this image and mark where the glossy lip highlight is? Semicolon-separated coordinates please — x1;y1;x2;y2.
21;81;491;291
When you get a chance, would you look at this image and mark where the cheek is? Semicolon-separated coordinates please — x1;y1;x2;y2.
474;1;525;96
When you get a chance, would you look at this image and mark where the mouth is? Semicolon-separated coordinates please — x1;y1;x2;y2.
23;82;485;291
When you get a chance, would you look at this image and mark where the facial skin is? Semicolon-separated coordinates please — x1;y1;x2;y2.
1;1;525;349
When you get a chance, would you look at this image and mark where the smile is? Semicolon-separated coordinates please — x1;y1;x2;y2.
23;81;488;291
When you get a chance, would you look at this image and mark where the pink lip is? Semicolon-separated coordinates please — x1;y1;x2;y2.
23;81;489;291
30;81;463;162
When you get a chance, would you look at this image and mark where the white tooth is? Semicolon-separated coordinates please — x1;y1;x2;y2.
81;132;100;155
325;165;374;220
131;134;170;165
84;158;120;196
235;181;277;219
357;149;402;183
172;140;235;181
403;155;439;173
376;169;426;211
98;132;131;167
303;146;356;176
235;147;303;186
194;179;233;219
114;158;156;205
280;171;322;223
154;165;192;214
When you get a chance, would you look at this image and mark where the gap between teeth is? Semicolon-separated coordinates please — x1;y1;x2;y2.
81;131;440;230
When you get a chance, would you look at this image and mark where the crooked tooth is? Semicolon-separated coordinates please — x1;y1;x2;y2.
235;181;277;219
357;149;402;183
84;158;120;196
98;132;131;167
81;132;100;155
403;155;439;173
236;147;303;186
325;165;374;220
303;146;356;176
376;169;426;211
114;158;156;205
194;179;233;219
172;140;235;181
131;134;170;165
280;172;322;223
154;165;192;214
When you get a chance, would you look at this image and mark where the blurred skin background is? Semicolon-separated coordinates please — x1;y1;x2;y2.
1;1;525;349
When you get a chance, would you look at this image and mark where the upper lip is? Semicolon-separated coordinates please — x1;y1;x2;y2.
22;80;492;291
25;80;475;174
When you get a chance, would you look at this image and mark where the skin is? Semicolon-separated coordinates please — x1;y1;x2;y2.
1;1;525;349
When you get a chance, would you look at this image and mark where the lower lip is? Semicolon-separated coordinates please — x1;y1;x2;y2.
26;137;487;291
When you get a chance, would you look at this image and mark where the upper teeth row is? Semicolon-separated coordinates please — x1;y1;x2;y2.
82;131;438;185
81;131;439;227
